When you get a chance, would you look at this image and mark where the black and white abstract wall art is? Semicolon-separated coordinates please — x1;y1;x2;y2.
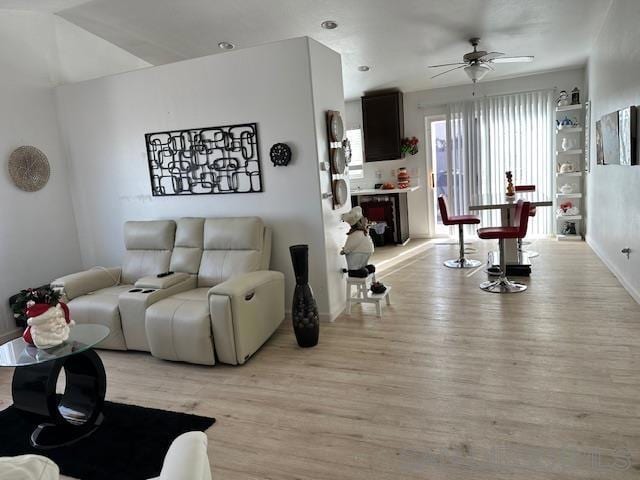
145;123;262;196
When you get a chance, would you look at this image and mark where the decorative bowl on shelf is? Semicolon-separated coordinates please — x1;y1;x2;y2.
561;137;578;151
559;163;575;173
559;183;576;194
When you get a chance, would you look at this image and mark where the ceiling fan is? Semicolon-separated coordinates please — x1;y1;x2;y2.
428;38;534;83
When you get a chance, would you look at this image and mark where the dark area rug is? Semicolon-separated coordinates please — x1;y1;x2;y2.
0;401;215;480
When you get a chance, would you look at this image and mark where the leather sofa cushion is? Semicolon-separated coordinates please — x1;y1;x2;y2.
171;218;204;274
145;288;215;365
203;217;263;251
174;218;204;248
198;251;261;287
171;248;202;275
67;285;131;350
122;250;172;285
124;220;176;250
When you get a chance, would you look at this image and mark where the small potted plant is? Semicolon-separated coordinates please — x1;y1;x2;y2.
401;136;419;156
10;286;60;328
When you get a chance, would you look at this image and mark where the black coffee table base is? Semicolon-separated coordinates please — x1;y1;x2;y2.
11;348;106;449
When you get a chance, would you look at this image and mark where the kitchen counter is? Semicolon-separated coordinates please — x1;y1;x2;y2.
351;186;420;196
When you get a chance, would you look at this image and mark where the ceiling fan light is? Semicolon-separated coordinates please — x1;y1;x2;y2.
464;63;490;83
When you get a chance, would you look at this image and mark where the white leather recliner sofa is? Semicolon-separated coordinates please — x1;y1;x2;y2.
52;217;285;365
51;220;183;350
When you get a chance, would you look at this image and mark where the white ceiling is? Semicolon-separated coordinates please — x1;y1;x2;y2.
0;0;90;12
4;0;613;99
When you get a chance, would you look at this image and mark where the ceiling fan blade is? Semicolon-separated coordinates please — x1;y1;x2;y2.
478;51;504;62
491;56;534;64
430;64;466;79
428;62;467;68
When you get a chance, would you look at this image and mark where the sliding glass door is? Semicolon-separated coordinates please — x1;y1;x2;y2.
426;116;449;236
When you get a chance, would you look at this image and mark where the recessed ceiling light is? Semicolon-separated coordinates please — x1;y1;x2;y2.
218;41;235;50
358;66;370;72
321;20;338;30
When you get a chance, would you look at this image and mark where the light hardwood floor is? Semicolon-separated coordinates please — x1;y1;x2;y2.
2;240;640;479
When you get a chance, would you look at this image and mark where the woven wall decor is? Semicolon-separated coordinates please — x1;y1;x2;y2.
8;146;50;192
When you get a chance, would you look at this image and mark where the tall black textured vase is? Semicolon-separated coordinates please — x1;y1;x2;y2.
289;245;319;348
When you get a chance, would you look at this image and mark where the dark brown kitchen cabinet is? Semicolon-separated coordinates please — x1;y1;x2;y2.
361;91;404;162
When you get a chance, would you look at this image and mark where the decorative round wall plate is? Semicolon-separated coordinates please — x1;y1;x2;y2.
270;143;291;166
8;146;50;192
331;148;346;175
333;179;348;207
329;112;344;142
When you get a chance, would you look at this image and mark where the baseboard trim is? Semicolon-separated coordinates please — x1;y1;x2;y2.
0;327;21;345
586;236;640;305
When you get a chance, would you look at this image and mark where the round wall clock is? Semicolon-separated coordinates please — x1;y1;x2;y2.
270;143;291;166
8;146;50;192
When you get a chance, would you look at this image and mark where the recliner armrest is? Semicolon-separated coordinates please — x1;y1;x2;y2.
208;270;283;299
208;270;285;365
51;267;122;300
156;431;211;480
135;272;189;289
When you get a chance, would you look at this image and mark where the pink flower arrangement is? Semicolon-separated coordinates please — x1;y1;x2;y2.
401;136;419;155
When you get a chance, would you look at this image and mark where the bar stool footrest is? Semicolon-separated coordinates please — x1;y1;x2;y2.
444;258;482;269
480;277;527;293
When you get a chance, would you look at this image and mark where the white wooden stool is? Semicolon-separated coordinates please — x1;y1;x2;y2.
345;274;391;318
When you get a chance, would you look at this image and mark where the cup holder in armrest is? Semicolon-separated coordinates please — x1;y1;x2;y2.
129;288;143;293
141;289;155;294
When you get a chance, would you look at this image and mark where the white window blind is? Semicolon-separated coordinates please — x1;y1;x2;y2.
447;90;554;235
346;128;364;179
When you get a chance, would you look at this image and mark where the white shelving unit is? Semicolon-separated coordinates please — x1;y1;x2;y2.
555;101;585;240
556;193;583;199
556;103;583;112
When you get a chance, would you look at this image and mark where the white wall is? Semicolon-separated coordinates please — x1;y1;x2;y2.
56;37;347;319
308;38;350;319
586;0;640;303
345;68;585;238
0;10;166;338
0;11;83;338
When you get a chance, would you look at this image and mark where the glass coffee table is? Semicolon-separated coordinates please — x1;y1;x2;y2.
0;324;109;449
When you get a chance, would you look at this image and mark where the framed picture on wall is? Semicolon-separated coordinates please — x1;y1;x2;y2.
618;106;637;165
595;120;604;165
601;111;620;165
584;101;591;172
